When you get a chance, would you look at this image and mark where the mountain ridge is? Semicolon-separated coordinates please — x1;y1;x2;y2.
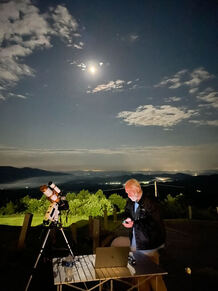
0;166;217;207
0;166;69;183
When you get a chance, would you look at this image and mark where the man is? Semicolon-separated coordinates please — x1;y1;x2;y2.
123;178;167;291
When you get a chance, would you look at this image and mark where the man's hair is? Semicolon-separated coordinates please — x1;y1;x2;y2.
124;178;141;189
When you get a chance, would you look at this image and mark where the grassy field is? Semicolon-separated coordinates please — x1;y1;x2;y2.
0;214;89;227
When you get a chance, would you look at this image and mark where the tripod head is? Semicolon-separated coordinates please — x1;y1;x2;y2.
43;202;60;226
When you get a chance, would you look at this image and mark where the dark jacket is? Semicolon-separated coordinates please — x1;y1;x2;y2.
124;194;166;250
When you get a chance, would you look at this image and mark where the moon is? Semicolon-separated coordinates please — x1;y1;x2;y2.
84;62;103;76
88;65;97;74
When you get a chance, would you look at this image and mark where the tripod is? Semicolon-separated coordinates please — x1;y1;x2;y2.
25;204;75;291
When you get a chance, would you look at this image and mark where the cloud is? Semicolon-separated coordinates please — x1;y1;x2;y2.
0;93;5;100
129;34;139;42
189;88;198;94
117;105;197;128
184;68;214;87
50;5;78;43
76;62;87;70
117;33;140;43
87;79;143;94
189;119;218;126
73;42;84;49
9;92;27;99
0;56;35;87
206;120;218;126
196;87;218;108
87;80;125;93
0;0;81;99
154;69;187;89
0;144;217;172
155;67;214;90
165;96;181;102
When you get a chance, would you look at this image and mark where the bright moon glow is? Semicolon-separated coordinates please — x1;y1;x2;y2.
89;66;97;74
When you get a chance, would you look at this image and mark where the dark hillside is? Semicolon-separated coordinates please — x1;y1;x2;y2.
0;168;217;208
0;166;69;183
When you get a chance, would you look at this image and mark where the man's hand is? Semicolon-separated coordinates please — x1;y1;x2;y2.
122;217;134;228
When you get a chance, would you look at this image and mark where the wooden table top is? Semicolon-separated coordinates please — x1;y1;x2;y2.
53;252;167;285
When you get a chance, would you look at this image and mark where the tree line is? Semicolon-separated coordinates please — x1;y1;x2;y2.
0;190;126;217
0;189;216;220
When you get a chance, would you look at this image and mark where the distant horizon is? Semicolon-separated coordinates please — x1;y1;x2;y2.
0;164;218;192
1;165;218;175
1;144;218;173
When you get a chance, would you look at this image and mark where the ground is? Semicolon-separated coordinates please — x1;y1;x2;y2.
0;218;218;291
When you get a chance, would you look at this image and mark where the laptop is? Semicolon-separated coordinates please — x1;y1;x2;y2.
95;246;130;268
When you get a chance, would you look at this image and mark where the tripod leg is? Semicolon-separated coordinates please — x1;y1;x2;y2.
59;228;75;258
25;228;51;291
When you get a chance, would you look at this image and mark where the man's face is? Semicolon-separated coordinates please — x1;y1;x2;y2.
125;185;141;202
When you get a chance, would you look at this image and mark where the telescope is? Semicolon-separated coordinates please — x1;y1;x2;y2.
40;181;69;224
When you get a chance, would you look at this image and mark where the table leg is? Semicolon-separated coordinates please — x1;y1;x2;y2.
137;276;150;291
57;284;62;291
110;279;113;291
99;280;102;291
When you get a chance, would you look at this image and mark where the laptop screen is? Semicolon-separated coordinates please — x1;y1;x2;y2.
95;246;130;268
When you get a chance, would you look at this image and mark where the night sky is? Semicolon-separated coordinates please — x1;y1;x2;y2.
0;0;218;172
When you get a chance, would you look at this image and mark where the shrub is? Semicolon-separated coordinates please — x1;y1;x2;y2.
108;193;126;211
77;189;91;201
191;206;218;220
161;193;187;218
66;192;77;201
19;195;50;214
0;201;17;215
68;199;84;216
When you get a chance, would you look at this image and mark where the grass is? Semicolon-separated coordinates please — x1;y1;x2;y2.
0;214;89;227
0;211;121;227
